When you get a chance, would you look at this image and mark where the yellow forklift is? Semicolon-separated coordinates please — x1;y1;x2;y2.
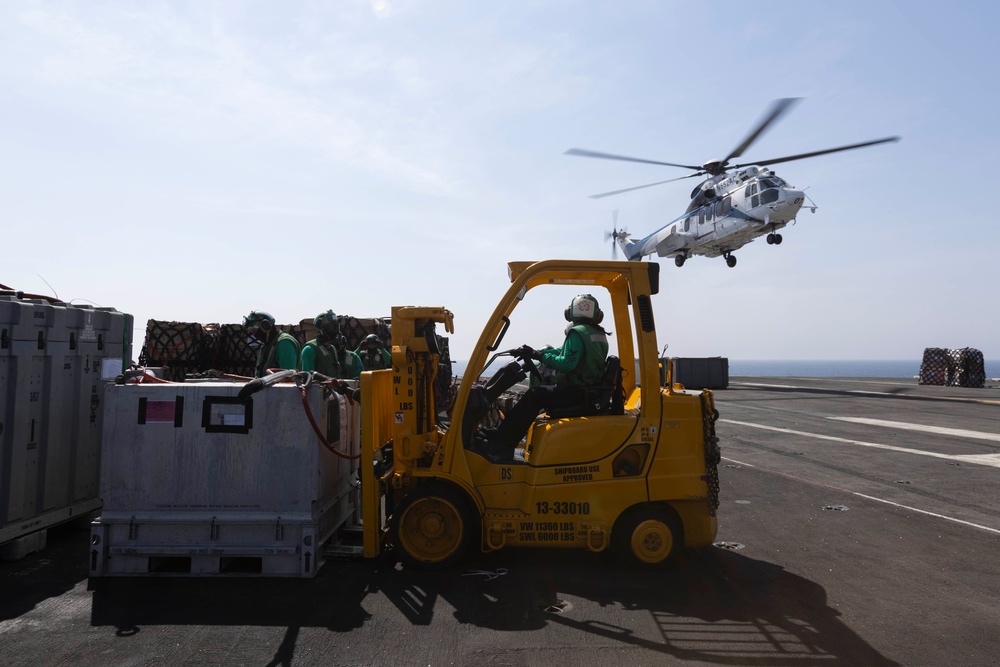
360;259;720;568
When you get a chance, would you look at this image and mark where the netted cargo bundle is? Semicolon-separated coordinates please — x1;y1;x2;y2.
213;324;258;378
279;323;311;348
296;319;318;346
918;348;951;386
338;316;391;350
142;315;452;383
140;321;218;381
948;348;986;388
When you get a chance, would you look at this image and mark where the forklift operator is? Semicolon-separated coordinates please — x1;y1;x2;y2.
475;294;609;463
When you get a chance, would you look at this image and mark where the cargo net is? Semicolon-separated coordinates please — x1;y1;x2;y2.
919;347;986;388
214;324;257;378
138;321;219;382
949;348;986;388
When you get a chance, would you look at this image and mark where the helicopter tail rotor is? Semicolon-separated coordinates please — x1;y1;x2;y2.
605;210;628;259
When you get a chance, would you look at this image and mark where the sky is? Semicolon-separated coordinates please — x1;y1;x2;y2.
2;0;997;362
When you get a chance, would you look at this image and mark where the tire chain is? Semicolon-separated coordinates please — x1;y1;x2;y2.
700;391;721;516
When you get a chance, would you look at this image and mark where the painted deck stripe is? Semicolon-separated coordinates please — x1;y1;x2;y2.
720;419;1000;468
829;416;1000;443
722;456;1000;536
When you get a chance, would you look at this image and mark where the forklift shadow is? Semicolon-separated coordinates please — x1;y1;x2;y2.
408;547;899;666
89;546;897;665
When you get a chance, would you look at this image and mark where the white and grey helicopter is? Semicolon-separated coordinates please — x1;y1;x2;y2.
567;98;899;267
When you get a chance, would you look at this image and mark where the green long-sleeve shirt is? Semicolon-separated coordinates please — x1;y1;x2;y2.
255;332;301;377
538;323;608;387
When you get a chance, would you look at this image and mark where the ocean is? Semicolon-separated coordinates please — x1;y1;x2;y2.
728;359;1000;378
451;359;1000;379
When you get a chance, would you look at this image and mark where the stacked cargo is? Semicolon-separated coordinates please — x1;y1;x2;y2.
0;292;131;560
919;347;986;388
140;316;394;378
139;316;453;405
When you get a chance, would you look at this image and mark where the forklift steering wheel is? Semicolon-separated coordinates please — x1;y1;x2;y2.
520;355;544;382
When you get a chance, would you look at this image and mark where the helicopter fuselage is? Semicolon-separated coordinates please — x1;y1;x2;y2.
623;166;806;262
572;99;897;267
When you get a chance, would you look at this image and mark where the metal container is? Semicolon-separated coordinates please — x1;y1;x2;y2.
90;381;360;577
670;357;730;390
1;296;130;560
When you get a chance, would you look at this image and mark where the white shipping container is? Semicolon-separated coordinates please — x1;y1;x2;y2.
1;295;129;560
91;380;360;577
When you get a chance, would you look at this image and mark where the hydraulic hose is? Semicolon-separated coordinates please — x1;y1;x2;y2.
291;371;360;460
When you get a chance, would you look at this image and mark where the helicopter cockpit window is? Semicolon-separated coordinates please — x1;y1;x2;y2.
744;185;752;198
761;188;779;205
761;177;782;188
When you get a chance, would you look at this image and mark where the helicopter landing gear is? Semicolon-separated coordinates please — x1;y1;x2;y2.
766;233;783;245
674;254;686;268
723;252;737;268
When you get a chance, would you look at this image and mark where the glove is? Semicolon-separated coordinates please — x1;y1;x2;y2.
531;349;545;361
513;344;535;360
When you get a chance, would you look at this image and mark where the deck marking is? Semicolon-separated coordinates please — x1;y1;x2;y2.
829;417;1000;443
721;456;1000;536
720;419;1000;468
731;381;1000;406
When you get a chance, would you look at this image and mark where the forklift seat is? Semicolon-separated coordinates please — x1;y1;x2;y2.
545;355;625;419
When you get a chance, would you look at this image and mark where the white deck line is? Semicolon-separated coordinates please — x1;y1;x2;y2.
828;416;1000;443
720;419;1000;469
722;456;1000;536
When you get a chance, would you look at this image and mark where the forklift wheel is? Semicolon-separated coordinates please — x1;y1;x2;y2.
614;505;682;567
392;485;475;570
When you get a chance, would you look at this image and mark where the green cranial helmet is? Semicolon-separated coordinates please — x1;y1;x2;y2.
243;311;275;339
564;294;604;325
362;334;382;350
314;310;340;343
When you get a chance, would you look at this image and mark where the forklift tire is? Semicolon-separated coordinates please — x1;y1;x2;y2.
613;505;683;568
391;484;476;570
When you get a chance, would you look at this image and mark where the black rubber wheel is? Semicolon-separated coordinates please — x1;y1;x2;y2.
726;255;737;268
674;255;685;267
613;505;683;568
766;234;775;245
773;233;783;245
391;484;477;570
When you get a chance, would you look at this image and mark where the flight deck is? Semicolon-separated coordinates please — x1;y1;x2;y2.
1;376;998;666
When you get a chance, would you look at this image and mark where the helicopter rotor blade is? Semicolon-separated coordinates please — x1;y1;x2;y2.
588;172;704;199
724;98;801;164
732;136;901;170
565;148;701;171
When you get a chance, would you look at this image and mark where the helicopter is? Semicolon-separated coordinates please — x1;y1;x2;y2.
567;98;899;267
